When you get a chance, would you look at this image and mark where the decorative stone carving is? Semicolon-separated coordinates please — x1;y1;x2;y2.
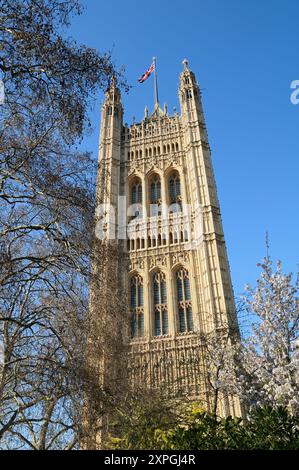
93;60;242;426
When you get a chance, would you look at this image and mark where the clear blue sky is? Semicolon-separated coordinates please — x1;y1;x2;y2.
70;0;299;297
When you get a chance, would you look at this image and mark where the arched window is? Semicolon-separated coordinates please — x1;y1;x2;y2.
131;178;142;219
169;171;182;212
149;174;161;216
132;179;142;204
150;175;161;204
131;275;144;338
153;271;168;336
176;268;193;333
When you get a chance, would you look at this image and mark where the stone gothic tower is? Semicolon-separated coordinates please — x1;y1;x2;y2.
95;61;241;418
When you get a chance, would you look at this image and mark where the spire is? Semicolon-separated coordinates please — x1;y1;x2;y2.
183;58;189;70
178;59;207;133
179;57;197;89
111;74;116;87
105;73;122;106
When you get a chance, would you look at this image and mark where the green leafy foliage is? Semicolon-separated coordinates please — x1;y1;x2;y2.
109;403;299;450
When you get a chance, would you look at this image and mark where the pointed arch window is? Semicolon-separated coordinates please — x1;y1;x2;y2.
150;175;161;204
131;179;142;204
153;271;168;336
176;268;193;333
169;171;182;212
149;174;161;216
131;275;144;338
131;177;142;219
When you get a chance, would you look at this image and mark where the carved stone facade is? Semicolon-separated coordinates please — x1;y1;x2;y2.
95;60;241;417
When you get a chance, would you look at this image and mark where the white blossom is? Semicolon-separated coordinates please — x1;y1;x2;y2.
203;257;299;414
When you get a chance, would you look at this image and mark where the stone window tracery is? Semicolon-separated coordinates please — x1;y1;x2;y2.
149;174;161;216
176;268;193;333
131;275;144;338
153;271;168;336
131;177;142;219
169;171;182;212
131;178;142;204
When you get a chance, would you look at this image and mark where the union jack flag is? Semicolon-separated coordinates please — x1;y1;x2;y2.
138;62;155;83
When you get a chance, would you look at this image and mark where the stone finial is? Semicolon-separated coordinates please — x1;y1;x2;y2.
183;58;189;70
144;106;148;119
110;74;116;87
163;102;168;115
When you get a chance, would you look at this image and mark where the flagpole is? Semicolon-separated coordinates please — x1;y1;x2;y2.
153;56;159;109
